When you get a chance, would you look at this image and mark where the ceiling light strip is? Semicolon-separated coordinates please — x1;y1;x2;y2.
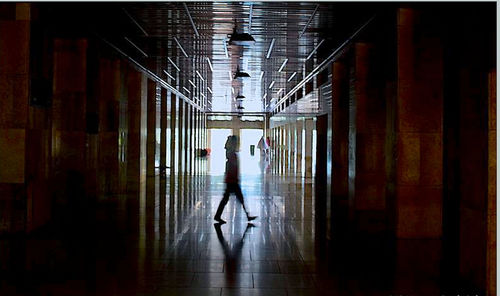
266;38;275;59
259;71;264;81
163;70;175;80
288;72;297;82
173;37;189;58
248;3;253;33
278;58;288;72
124;37;148;58
167;57;180;72
98;36;201;111
277;88;283;96
306;39;325;61
188;80;196;88
207;87;213;94
122;8;149;37
223;38;229;58
299;4;319;39
183;87;191;94
206;58;213;72
196;71;204;82
269;81;275;89
182;3;200;37
276;15;376;110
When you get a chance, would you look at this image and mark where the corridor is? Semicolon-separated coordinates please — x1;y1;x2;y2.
0;2;496;296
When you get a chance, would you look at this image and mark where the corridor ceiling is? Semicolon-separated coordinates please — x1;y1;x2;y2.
44;2;379;113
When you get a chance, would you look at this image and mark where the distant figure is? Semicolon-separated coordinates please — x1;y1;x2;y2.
257;136;269;173
257;136;269;157
214;135;257;224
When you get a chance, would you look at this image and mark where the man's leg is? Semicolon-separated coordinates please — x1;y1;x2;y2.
214;187;231;223
233;183;257;221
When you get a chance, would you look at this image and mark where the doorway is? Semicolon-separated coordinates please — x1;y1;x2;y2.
208;129;232;175
239;129;264;176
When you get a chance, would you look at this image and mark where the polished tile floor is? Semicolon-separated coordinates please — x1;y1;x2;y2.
0;168;450;295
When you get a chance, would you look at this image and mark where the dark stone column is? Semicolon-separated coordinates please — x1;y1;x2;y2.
146;79;157;178
396;8;443;238
331;60;349;235
51;38;89;229
177;99;184;195
486;71;496;296
352;42;387;233
457;50;496;295
394;9;444;295
97;59;121;195
0;3;31;233
126;67;147;194
169;93;177;199
145;79;157;212
184;103;191;179
295;120;303;180
160;88;168;178
304;119;314;179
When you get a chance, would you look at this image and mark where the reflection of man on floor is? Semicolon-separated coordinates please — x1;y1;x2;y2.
214;135;257;224
213;222;254;274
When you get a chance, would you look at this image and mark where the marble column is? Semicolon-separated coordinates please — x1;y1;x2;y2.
486;71;496;296
159;88;168;178
0;3;31;233
192;109;197;175
284;124;289;176
304;119;314;179
177;99;184;193
457;57;496;293
145;79;157;212
183;103;190;181
146;79;157;178
296;120;303;179
271;127;275;175
352;42;387;232
290;123;296;177
280;126;285;176
97;59;121;195
331;60;350;234
126;67;147;194
26;12;54;231
396;8;443;238
50;37;89;230
169;93;177;196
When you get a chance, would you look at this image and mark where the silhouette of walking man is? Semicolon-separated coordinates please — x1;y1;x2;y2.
214;135;257;224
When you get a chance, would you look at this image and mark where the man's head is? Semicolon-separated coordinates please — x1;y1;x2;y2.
225;135;238;151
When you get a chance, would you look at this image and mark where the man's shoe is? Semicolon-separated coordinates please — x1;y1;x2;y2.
214;217;226;224
247;216;257;221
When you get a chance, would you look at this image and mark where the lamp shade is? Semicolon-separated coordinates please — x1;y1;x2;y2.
228;27;255;46
234;69;251;79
